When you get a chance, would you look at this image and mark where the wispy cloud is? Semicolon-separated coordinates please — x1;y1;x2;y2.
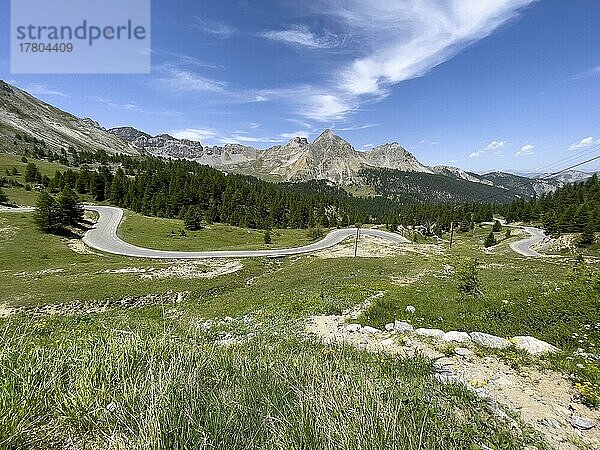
569;136;600;150
192;17;236;38
262;25;343;49
155;66;227;94
470;140;506;158
171;128;285;146
516;143;534;156
335;123;378;131
94;96;182;117
23;83;67;97
297;0;535;121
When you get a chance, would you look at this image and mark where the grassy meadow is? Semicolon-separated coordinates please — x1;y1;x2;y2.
0;209;599;448
119;211;322;251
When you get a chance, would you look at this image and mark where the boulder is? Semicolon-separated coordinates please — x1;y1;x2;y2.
346;324;361;333
570;416;595;430
442;331;471;343
394;321;414;334
384;323;395;332
415;328;445;339
406;305;416;314
469;332;511;349
511;336;559;356
360;326;381;334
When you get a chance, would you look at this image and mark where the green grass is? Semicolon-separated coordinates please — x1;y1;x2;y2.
0;153;72;181
0;313;542;449
0;212;598;446
0;212;264;307
2;186;40;206
119;211;321;251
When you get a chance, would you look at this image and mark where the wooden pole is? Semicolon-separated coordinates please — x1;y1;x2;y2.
354;227;359;257
449;221;454;249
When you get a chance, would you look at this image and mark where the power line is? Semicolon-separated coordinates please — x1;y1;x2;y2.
477;148;600;204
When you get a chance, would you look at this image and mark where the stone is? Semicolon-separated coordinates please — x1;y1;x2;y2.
346;324;361;332
393;321;414;333
570;416;596;431
385;322;395;332
442;331;471;343
406;305;416;314
511;336;559;356
415;328;445;339
454;347;473;357
360;326;380;334
538;417;561;429
469;332;511;349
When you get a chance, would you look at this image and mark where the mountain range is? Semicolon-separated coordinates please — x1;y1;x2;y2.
0;80;592;202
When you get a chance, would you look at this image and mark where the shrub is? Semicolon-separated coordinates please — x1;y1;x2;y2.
492;220;502;232
264;230;272;244
457;258;483;298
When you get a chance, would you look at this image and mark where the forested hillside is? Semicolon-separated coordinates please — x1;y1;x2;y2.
360;168;518;204
503;174;600;234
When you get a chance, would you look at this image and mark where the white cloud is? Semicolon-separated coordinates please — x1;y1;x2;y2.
24;84;67;97
335;123;378;131
156;67;226;93
262;25;342;48
301;94;354;121
172;129;218;141
192;18;236;38
516;143;534;156
172;128;284;146
280;130;310;140
569;136;600;150
292;0;535;121
470;140;506;158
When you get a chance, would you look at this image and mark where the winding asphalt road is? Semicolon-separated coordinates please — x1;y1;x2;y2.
82;205;410;259
508;226;547;257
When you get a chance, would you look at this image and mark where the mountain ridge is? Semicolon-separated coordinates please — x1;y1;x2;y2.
0;80;582;200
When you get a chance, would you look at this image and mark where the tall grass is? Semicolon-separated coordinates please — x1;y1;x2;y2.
0;318;536;449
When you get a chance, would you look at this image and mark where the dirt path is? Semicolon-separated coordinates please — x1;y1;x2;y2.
307;296;599;450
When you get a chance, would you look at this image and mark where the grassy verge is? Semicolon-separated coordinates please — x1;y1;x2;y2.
0;313;542;449
118;211;322;251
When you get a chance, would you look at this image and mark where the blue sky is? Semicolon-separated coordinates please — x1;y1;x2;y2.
1;0;600;172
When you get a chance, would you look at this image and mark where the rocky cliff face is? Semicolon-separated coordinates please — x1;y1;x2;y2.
0;81;138;155
363;142;433;173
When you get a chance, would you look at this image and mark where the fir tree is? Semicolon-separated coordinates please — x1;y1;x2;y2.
484;231;496;248
33;191;63;233
56;187;84;226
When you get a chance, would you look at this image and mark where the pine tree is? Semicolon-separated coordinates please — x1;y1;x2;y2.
578;218;596;247
184;206;203;231
0;187;8;204
492;220;502;232
24;162;41;183
33;191;63;233
484;231;496;248
56;187;84;226
263;230;272;244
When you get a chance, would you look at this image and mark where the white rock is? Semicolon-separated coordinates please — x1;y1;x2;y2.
469;332;511;349
571;416;595;430
406;305;416;314
415;328;445;339
454;347;473;357
361;326;381;334
346;324;361;333
385;323;395;332
511;336;559;356
442;331;471;343
394;321;414;334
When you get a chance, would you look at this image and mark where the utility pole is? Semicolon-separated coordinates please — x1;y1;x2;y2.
354;226;360;257
449;221;454;249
